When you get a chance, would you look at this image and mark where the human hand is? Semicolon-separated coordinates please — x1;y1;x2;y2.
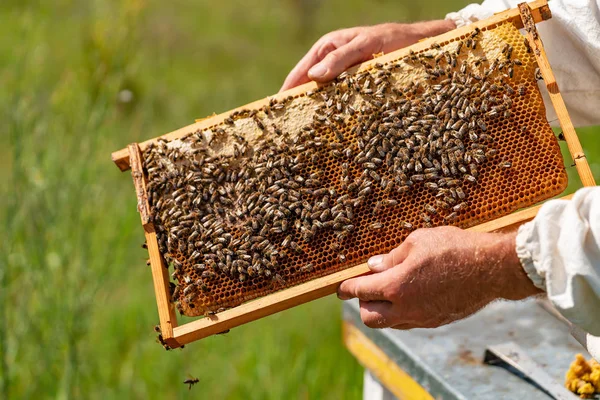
337;227;542;330
279;20;456;92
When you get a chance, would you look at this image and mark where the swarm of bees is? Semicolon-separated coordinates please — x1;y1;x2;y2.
142;25;551;317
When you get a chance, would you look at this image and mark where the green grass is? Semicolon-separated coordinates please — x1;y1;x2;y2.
1;0;598;399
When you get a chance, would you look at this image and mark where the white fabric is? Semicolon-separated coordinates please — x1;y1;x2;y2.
515;188;600;336
447;0;600;359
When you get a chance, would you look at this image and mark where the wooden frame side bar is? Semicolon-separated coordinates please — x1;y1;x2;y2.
111;0;552;172
169;194;572;347
519;3;596;187
128;144;180;347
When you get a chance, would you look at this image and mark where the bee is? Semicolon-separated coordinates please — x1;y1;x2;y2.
254;117;265;130
300;263;315;273
290;241;303;254
524;38;532;53
274;274;286;286
435;199;450;210
476;119;487;132
384;199;398;206
425;204;437;215
184;376;200;390
518;85;526;96
401;221;413;230
499;160;512;168
421;213;431;223
445;212;458;222
505;83;515;95
464;174;477;184
453;202;468;212
455;41;463;55
369;222;383;230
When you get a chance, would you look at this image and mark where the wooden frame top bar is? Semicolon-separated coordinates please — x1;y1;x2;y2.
111;0;552;171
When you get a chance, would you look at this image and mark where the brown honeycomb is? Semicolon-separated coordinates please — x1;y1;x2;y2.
142;22;567;317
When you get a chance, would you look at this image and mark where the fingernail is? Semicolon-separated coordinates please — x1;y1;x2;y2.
368;255;384;269
308;63;328;79
337;291;350;301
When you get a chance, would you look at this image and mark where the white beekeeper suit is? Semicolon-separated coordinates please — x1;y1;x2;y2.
447;0;600;359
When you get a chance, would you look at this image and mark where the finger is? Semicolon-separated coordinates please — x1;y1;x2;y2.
308;35;378;82
337;271;391;301
367;242;411;273
359;300;394;329
279;40;336;92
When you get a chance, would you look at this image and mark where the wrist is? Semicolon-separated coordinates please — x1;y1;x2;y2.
490;231;543;301
381;20;456;53
416;19;457;37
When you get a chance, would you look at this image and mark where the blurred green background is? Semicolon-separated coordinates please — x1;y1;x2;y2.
1;0;598;399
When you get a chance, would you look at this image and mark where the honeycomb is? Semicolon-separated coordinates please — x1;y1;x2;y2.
142;22;567;317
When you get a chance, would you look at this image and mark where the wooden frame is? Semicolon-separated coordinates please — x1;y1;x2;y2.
116;0;595;348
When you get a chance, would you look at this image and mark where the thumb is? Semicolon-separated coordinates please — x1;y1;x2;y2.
367;241;411;273
308;35;377;82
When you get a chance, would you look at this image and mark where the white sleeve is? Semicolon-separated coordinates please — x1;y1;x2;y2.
446;0;600;127
515;187;600;336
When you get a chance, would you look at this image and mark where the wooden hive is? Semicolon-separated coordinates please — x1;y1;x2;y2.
112;0;595;348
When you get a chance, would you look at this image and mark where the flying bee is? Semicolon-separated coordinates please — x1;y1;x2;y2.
184;376;200;390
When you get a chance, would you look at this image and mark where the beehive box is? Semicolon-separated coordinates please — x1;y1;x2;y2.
112;0;594;347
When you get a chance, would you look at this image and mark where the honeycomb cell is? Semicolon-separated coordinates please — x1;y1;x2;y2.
142;22;567;317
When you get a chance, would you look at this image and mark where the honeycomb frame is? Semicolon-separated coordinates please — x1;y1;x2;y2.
114;0;595;348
